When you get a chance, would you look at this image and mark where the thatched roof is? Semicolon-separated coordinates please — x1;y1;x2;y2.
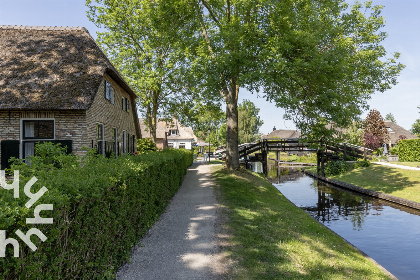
0;25;136;110
139;118;196;141
263;129;301;139
385;121;418;144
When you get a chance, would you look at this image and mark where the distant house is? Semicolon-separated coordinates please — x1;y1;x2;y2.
385;121;417;147
139;118;196;150
139;119;168;149
262;126;301;139
0;25;141;169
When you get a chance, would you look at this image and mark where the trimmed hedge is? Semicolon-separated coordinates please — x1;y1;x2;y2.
0;148;193;279
398;139;420;161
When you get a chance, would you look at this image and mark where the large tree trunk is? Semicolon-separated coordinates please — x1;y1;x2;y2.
225;82;240;170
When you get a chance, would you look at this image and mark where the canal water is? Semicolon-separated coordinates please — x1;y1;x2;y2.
251;162;420;280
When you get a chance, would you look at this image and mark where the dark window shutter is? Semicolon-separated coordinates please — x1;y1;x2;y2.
1;140;20;170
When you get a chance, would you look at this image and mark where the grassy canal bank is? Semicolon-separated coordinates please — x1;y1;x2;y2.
211;166;393;280
311;164;420;203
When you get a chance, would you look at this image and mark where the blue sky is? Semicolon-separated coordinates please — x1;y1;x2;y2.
1;0;419;134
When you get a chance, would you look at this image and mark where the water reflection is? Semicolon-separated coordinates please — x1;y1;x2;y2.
274;175;420;280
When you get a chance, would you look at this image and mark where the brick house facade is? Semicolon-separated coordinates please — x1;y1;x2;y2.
0;26;141;169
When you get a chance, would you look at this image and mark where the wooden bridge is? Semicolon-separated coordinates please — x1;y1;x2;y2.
215;138;372;176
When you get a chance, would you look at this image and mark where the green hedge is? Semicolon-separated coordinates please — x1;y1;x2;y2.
0;148;193;279
398;139;420;161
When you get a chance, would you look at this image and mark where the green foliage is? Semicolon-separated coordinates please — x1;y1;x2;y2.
389;145;399;155
238;99;263;144
324;161;352;176
398;139;420;161
0;145;193;279
324;160;370;176
136;138;158;153
411;119;420;136
344;121;364;146
384;113;396;123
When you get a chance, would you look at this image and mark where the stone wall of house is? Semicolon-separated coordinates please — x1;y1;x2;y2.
85;73;138;153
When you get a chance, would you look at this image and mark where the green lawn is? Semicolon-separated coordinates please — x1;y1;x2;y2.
211;166;393;280
327;165;420;203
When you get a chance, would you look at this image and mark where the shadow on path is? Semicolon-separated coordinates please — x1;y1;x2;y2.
117;162;226;280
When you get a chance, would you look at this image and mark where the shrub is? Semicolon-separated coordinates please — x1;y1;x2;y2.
324;161;351;176
0;145;193;279
324;160;370;177
136;138;158;153
398;139;420;161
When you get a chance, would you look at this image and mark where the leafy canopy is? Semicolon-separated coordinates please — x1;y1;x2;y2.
238;99;263;144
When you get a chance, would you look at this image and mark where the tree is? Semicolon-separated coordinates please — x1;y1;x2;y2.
167;0;403;170
344;120;364;146
411;106;420;135
238;100;263;144
185;102;226;147
385;113;396;123
363;109;389;150
411;119;420;136
86;0;191;143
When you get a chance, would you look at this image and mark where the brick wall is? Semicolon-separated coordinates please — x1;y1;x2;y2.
85;74;138;153
0;110;87;166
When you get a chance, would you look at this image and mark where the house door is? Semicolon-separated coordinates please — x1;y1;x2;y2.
1;140;20;170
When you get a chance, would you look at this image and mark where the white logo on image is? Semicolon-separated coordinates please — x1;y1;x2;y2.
0;170;53;257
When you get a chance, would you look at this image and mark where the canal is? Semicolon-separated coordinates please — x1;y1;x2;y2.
258;163;420;280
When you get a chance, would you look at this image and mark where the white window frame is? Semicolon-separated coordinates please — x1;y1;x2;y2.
105;80;114;104
122;130;127;154
20;118;55;159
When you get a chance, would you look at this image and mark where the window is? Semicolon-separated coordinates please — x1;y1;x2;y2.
169;129;177;135
122;97;130;112
97;123;104;155
127;133;131;153
97;123;104;140
122;131;127;154
22;120;54;139
179;143;186;149
168;142;174;148
113;128;118;155
21;119;55;160
104;80;114;104
132;135;136;153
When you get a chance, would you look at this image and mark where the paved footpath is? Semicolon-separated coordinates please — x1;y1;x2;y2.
372;161;420;170
117;162;226;280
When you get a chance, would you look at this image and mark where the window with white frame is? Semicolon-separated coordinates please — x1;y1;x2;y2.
104;80;114;104
122;131;127;153
168;142;174;148
169;129;177;135
179;143;186;149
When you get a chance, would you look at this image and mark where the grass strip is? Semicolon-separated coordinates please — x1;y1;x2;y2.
391;162;420;167
325;165;420;203
212;166;392;280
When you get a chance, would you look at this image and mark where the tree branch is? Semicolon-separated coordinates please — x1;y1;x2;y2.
201;0;221;26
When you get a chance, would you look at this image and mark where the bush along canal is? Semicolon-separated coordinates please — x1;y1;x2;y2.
261;163;420;280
